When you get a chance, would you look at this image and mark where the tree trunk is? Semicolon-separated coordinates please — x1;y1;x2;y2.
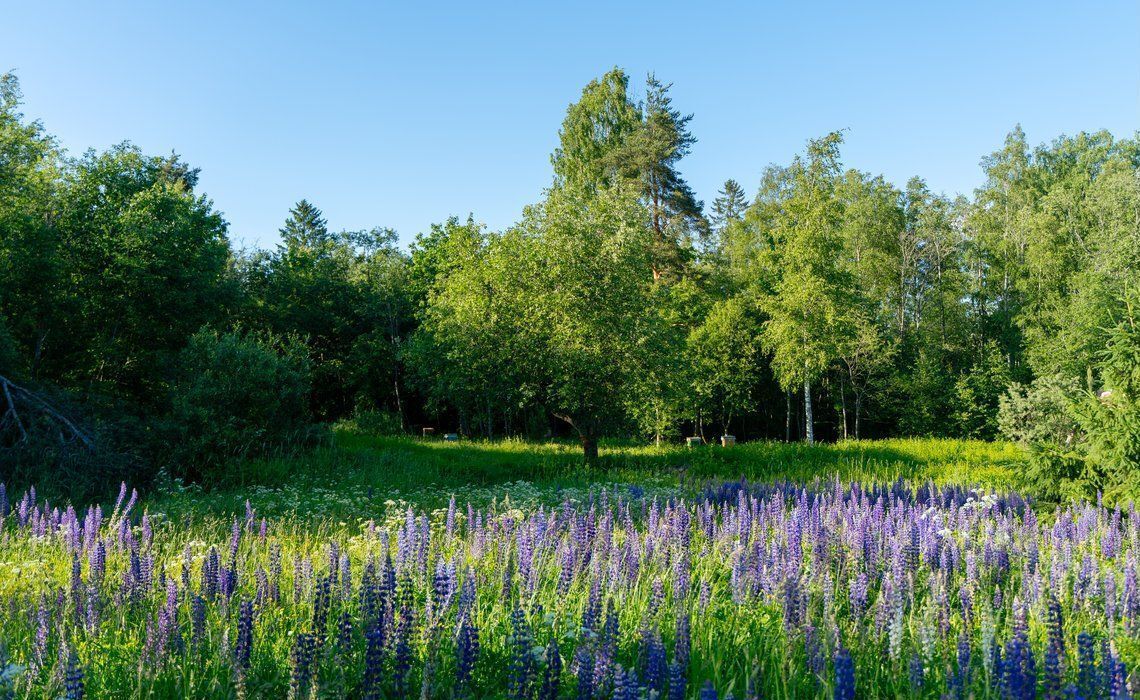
840;378;848;441
580;435;599;463
854;393;862;440
803;379;814;445
785;389;792;442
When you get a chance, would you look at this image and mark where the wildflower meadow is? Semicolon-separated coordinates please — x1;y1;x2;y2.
0;438;1136;698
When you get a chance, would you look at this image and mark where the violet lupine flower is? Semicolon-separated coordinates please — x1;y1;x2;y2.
699;680;719;700
190;594;206;650
0;482;7;518
643;629;666;697
507;607;534;700
203;547;220;601
287;632;316;700
311;576;331;642
833;647;855;700
455;616;479;699
1002;608;1036;700
1043;596;1065;698
1076;632;1096;700
64;649;84;700
908;653;924;692
33;595;49;671
361;628;384;700
233;600;254;672
574;645;595;700
668;661;687;700
538;637;560;700
393;583;415;697
336;609;353;654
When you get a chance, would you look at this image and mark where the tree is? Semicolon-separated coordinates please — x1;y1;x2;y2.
709;179;748;235
688;296;763;437
760;133;852;443
552;70;705;280
243;203;410;420
280;199;331;249
0;73;63;377
52;145;233;403
615;75;706;275
550;68;640;192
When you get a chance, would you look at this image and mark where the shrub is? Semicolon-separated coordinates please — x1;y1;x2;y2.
344;408;405;436
997;375;1080;446
163;328;321;483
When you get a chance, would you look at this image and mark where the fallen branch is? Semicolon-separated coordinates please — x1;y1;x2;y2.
0;374;94;450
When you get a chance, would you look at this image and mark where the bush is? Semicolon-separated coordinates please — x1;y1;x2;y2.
997;375;1080;446
343;408;405;436
163;328;321;483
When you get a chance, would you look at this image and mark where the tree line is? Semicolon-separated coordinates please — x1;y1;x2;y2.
1;70;1137;497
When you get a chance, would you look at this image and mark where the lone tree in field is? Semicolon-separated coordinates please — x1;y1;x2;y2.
761;132;853;443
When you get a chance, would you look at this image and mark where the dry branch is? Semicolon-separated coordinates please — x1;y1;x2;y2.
0;374;93;449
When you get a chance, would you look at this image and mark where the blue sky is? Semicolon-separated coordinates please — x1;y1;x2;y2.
3;1;1137;249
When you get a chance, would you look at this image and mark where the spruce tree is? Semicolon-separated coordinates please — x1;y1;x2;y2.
280;199;330;249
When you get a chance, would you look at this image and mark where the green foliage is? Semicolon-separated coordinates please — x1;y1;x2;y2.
688;296;763;431
998;374;1080;446
951;341;1012;439
163;329;321;483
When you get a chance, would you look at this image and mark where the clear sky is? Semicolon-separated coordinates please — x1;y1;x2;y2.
3;1;1137;249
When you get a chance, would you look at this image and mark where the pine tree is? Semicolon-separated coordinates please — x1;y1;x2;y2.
616;75;706;278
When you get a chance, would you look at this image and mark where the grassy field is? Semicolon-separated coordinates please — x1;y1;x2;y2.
11;434;1140;699
153;430;1027;521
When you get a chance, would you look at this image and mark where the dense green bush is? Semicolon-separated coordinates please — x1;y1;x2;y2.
1002;292;1140;501
342;408;405;436
163;328;322;483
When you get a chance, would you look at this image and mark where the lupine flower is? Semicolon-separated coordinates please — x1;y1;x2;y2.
507;607;534;699
64;649;84;700
362;628;384;700
287;632;316;700
538;637;561;700
833;646;855;700
233;600;254;672
455;616;480;699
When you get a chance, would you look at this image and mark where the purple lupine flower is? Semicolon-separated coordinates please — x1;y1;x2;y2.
393;576;415;697
538;637;561;700
699;680;719;700
191;594;206;650
908;653;924;693
64;649;84;700
288;632;316;700
667;661;687;700
507;607;534;700
574;645;595;700
362;628;384;700
203;547;220;601
674;612;691;672
1043;596;1065;698
833;646;855;700
643;630;667;697
233;600;254;672
1003;606;1036;700
1076;632;1096;700
312;576;331;642
455;616;480;699
33;594;49;671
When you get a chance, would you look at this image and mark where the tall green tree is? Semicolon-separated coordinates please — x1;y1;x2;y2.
760;133;852;443
710;179;748;235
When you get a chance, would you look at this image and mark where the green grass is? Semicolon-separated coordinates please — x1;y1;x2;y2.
153;429;1026;522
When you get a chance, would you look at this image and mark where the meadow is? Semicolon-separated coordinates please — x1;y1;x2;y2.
1;432;1137;699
